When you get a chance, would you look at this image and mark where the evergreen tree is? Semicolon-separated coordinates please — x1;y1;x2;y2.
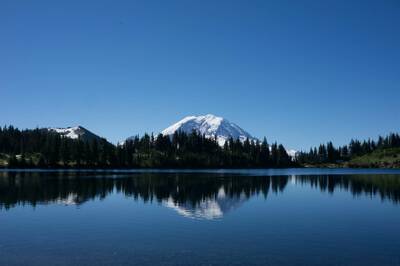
260;137;270;167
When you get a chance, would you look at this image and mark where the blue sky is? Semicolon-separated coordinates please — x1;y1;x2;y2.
1;0;399;150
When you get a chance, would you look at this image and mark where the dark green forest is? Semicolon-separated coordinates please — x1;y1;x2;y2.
0;126;292;168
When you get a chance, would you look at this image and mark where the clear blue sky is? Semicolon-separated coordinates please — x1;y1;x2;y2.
1;0;399;150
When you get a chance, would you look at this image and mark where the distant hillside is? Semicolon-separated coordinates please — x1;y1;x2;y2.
346;147;400;168
297;133;400;169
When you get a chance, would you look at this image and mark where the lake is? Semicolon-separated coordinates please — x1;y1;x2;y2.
1;169;400;266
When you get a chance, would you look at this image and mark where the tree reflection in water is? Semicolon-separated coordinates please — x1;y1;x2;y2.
0;171;399;219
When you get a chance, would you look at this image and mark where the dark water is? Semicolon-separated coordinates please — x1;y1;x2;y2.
1;169;400;266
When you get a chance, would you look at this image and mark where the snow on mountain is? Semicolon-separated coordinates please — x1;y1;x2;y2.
48;126;102;141
286;149;298;158
161;114;257;146
48;126;81;139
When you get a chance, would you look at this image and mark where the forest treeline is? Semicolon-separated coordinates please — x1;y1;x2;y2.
0;126;292;168
296;133;400;165
1;125;399;168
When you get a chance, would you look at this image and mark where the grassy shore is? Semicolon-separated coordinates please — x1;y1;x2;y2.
303;148;400;169
346;147;400;168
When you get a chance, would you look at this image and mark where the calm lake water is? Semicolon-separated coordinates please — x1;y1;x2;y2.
1;169;400;266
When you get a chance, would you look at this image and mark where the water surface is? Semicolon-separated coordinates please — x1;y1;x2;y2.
1;169;400;266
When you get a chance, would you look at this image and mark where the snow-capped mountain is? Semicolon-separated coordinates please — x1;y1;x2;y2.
47;126;103;141
286;149;298;158
122;114;298;157
161;114;257;146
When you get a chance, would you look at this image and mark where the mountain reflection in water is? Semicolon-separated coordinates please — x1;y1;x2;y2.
1;171;400;219
163;187;249;219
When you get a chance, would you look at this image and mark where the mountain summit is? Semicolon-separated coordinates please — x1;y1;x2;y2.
47;126;103;142
161;114;257;146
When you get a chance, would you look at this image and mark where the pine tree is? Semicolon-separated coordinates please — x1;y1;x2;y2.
260;137;270;167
